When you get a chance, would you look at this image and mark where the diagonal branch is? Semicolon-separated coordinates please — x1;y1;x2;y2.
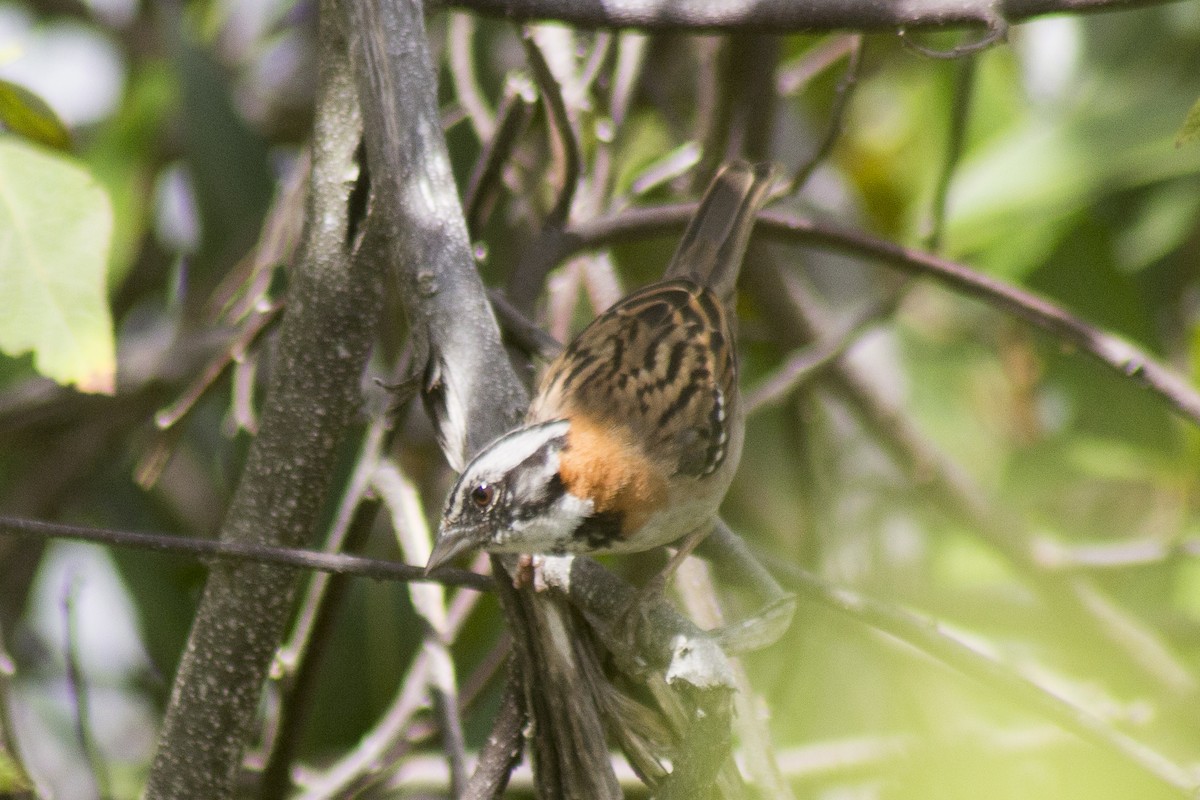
538;204;1200;428
764;557;1200;797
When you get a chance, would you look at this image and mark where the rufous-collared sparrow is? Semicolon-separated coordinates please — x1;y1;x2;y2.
426;161;774;573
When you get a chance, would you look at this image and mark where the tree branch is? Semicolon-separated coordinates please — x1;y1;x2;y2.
0;515;491;591
340;2;621;797
542;204;1200;428
444;0;1175;32
143;3;381;795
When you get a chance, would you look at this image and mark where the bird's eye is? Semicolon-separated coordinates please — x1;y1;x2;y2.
469;482;495;509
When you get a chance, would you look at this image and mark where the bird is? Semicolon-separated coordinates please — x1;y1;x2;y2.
426;161;775;575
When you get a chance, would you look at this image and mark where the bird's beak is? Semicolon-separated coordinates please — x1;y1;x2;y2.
425;525;487;575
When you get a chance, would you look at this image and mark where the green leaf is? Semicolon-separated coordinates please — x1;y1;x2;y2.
0;749;31;793
1174;96;1200;148
0;135;115;393
0;78;71;151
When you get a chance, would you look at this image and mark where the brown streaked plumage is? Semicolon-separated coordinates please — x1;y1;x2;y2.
528;279;737;481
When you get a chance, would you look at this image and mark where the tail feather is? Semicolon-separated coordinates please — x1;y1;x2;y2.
664;161;775;301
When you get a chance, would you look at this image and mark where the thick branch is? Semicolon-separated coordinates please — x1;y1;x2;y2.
445;0;1176;32
344;0;526;471
143;4;380;796
340;2;619;797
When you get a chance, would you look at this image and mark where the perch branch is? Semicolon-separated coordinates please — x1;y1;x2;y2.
341;1;624;797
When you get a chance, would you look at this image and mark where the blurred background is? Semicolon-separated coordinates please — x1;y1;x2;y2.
2;0;1200;797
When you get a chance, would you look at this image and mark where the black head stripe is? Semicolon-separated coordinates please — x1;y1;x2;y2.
506;439;568;524
509;472;566;522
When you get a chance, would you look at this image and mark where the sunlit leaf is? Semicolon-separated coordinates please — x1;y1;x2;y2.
0;78;71;151
0;135;115;393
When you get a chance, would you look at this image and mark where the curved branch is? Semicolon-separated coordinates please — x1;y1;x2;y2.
550;204;1200;428
521;28;581;230
444;0;1175;32
758;212;1200;426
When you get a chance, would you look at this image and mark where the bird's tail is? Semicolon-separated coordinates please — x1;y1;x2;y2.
664;160;776;301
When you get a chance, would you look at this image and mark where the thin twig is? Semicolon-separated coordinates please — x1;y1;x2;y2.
293;584;489;799
447;12;495;142
787;34;863;195
776;34;858;96
925;54;977;251
756;211;1200;427
0;515;492;592
462;674;525;800
465;75;537;238
521;28;581;229
489;288;565;360
744;287;906;414
255;499;382;800
1034;537;1200;570
373;459;469;796
899;14;1009;59
257;408;399;795
274;413;391;681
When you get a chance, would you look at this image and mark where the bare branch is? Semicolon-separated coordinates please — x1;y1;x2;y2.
899;14;1009;58
143;2;382;794
757;211;1200;427
521;28;582;230
465;76;537;238
786;34;863;195
447;12;495;141
488;288;564;360
544;203;1200;428
445;0;1182;32
0;515;491;592
743;285;904;415
293;581;488;798
373;459;468;795
924;54;977;250
462;676;525;800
